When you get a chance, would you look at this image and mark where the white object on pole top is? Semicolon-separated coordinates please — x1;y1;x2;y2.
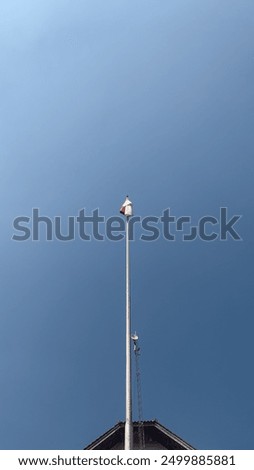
120;196;133;216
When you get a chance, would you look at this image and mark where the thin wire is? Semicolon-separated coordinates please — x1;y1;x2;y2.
133;338;145;449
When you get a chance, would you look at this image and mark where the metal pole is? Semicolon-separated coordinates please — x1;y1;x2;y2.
125;215;133;450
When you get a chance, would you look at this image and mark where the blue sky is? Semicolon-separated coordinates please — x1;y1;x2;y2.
1;0;254;449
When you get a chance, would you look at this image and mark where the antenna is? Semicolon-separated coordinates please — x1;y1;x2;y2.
120;196;134;450
131;333;145;449
125;212;132;449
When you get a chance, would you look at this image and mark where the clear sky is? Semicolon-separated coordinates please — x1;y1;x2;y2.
1;0;254;450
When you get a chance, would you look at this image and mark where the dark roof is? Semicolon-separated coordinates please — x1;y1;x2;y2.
84;420;195;450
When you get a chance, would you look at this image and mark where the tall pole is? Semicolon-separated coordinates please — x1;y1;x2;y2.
125;215;133;450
